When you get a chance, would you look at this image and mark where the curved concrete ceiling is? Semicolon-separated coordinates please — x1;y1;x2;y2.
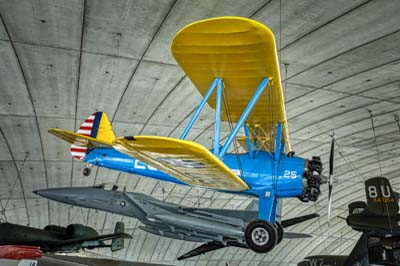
0;0;400;265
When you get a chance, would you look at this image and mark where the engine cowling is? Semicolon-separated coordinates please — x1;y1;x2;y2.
43;225;66;233
298;156;323;202
348;201;367;215
64;224;98;239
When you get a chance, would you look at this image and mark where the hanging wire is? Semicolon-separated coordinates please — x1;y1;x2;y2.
368;110;383;176
394;114;400;131
313;202;328;253
334;139;365;183
284;63;289;108
369;110;393;233
279;0;282;85
2;152;30;215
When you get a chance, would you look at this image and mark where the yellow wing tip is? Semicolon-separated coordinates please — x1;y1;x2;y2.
171;16;275;52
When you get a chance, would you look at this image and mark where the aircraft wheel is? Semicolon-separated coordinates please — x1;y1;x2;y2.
83;167;91;176
274;222;284;244
245;220;277;253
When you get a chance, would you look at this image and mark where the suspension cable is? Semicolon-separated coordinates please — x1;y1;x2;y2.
2;152;30;215
368;110;383;176
369;110;393;232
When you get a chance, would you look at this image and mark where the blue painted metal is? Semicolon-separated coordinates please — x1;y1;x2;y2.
213;79;223;155
274;123;282;161
243;124;254;159
180;78;219;139
258;195;277;222
84;147;304;199
218;78;269;158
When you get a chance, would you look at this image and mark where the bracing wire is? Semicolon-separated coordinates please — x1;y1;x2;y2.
334;140;365;183
221;81;244;177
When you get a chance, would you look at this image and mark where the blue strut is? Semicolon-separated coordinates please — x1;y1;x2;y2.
180;78;220;140
218;78;269;158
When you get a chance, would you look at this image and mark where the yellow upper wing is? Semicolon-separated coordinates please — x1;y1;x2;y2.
113;136;249;191
171;16;290;152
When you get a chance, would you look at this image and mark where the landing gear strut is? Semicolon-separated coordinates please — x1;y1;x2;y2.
274;222;284;244
245;220;277;253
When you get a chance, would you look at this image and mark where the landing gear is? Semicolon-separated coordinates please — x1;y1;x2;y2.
245;220;277;253
274;222;284;244
83;166;91;176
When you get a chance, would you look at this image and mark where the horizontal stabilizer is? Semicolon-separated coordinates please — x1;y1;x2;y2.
111;222;125;252
283;232;313;239
49;128;112;148
177;241;247;260
281;213;319;228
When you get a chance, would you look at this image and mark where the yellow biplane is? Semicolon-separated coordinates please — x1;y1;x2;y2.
48;17;326;254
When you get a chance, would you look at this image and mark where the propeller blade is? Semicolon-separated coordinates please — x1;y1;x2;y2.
327;133;335;229
327;183;333;226
329;134;334;176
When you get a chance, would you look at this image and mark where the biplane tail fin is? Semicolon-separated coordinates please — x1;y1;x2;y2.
69;112;115;160
49;111;115;161
365;177;399;216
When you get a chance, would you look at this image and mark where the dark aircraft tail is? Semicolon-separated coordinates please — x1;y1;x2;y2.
111;222;125;252
343;233;369;266
365;177;399;216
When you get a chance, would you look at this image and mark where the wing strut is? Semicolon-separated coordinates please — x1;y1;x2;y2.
218;78;269;158
179;77;270;158
180;78;221;140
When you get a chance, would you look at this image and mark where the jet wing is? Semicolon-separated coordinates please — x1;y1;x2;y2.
48;232;131;248
113;136;249;191
171;16;291;152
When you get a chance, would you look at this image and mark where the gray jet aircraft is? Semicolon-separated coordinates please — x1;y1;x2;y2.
34;184;319;260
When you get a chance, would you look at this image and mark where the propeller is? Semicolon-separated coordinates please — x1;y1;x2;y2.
327;133;335;229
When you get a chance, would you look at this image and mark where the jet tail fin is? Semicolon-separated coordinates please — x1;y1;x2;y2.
365;177;399;216
111;222;125;252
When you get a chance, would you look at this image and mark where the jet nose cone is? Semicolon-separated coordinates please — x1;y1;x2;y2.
33;187;73;203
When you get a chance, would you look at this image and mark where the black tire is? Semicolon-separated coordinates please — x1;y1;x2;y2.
83;167;91;176
274;222;284;244
245;220;277;253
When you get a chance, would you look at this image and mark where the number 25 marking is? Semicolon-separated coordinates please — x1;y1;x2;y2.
283;170;297;179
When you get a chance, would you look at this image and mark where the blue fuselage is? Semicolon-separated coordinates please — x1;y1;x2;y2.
84;148;305;198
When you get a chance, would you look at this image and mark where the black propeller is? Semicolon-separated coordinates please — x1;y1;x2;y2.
327;133;335;228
